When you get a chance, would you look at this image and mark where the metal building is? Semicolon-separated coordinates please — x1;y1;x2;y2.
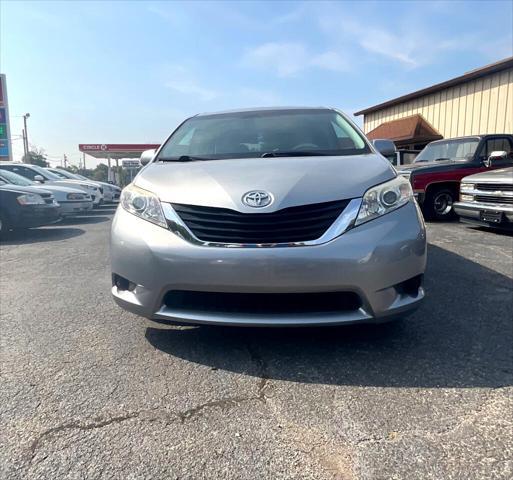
355;57;513;150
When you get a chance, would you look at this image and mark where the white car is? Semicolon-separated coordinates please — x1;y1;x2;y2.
46;168;121;202
0;163;103;207
0;169;93;216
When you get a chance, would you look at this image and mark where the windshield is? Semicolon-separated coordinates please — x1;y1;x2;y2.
49;169;77;179
0;169;35;186
74;173;91;181
415;139;480;163
29;165;62;180
157;109;370;161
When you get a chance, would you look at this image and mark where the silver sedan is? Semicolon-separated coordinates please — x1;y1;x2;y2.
0;170;93;216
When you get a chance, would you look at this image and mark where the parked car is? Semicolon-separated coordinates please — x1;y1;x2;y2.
45;168;121;202
0;183;60;236
454;163;513;230
74;174;122;201
0;169;93;216
111;107;427;327
397;134;513;220
0;163;103;207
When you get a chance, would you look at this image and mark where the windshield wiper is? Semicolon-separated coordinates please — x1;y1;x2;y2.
158;155;212;162
434;157;451;162
261;151;327;158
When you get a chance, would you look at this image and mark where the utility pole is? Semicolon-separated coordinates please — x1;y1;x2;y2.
82;152;86;171
63;154;68;168
22;128;27;157
23;113;30;154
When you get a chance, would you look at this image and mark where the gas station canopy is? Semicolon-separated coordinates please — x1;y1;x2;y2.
78;144;160;160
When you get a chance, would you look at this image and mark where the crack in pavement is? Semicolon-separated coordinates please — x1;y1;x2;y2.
25;344;272;471
244;340;270;401
27;412;141;465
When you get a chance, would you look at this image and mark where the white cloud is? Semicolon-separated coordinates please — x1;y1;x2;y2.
162;64;280;107
242;43;308;77
241;42;351;77
310;51;352;73
318;17;419;67
163;65;219;101
318;12;493;69
165;79;219;101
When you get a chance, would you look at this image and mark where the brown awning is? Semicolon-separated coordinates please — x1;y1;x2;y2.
366;114;442;146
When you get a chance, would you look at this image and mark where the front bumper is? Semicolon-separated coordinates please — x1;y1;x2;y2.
454;201;513;227
59;200;93;216
12;204;61;228
111;201;427;326
90;193;103;205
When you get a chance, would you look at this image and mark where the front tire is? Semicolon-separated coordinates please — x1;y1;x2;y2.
0;211;11;238
424;187;457;221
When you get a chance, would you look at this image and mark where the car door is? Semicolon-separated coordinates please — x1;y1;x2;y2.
8;165;40;181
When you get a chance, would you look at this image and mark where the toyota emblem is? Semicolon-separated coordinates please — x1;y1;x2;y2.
242;190;273;208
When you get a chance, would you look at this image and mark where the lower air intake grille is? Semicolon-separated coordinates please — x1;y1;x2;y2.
475;195;513;204
164;290;362;315
171;199;350;244
476;183;513;192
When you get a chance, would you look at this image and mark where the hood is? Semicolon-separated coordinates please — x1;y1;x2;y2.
45;180;95;191
135;154;395;212
398;159;461;172
95;181;119;189
32;184;91;197
49;179;98;189
0;184;53;196
461;166;513;183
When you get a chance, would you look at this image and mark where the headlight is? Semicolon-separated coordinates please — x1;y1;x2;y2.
460;194;474;202
16;193;46;205
355;176;413;226
460;183;474;192
120;184;166;228
67;193;85;200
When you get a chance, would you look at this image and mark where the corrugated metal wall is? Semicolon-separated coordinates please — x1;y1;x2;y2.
363;67;513;138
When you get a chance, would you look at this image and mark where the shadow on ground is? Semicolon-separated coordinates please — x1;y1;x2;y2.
146;244;513;389
472;225;513;237
0;227;85;245
60;215;110;225
87;207;117;215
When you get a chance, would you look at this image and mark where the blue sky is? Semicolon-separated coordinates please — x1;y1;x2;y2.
1;0;512;167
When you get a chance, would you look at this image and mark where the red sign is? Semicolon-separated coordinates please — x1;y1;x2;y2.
79;143;160;152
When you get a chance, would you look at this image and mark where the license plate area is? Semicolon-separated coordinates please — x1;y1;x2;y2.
480;210;504;223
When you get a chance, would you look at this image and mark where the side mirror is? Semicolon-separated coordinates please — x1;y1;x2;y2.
484;150;511;168
34;175;45;183
372;139;396;158
140;149;156;166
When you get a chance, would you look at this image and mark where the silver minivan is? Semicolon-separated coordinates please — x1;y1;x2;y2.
111;107;426;326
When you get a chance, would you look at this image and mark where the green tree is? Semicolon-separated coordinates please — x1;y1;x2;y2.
23;149;49;167
92;163;109;182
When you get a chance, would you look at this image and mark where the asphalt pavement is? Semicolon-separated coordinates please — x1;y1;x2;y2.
1;205;512;480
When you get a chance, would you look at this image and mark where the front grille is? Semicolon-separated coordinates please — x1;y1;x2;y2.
171;199;350;244
476;183;513;192
164;290;362;315
475;195;513;204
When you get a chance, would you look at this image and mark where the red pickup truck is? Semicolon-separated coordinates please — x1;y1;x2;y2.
397;134;513;220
